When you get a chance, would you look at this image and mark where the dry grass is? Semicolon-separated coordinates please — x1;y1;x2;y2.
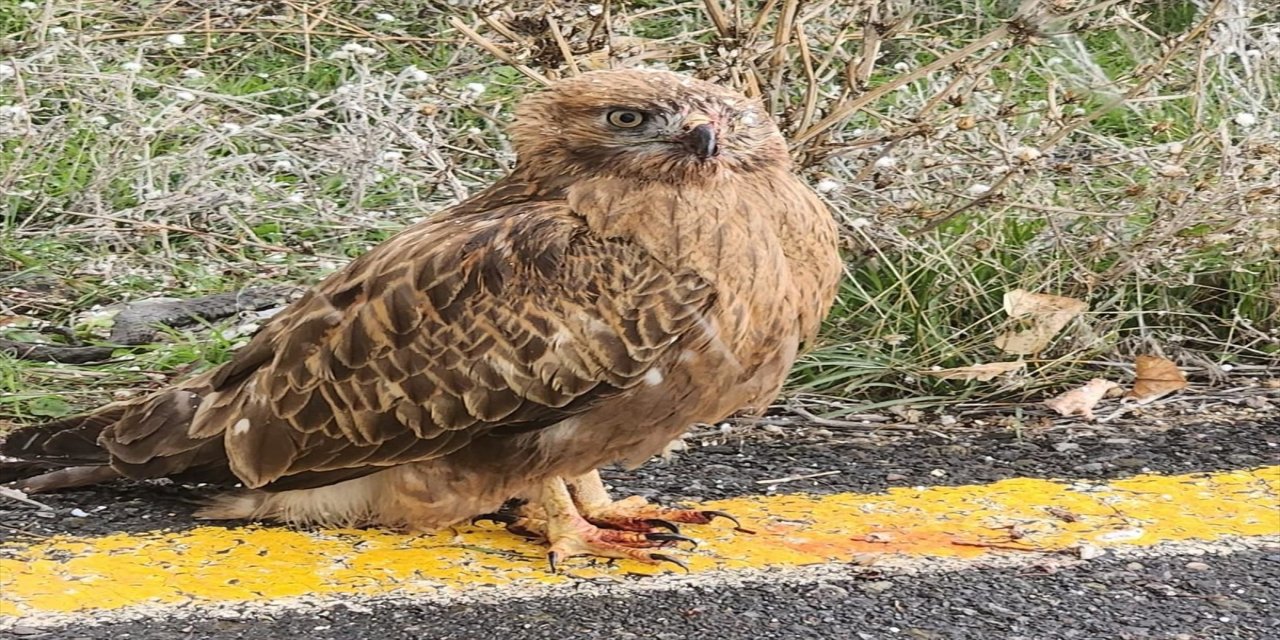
1;0;1277;422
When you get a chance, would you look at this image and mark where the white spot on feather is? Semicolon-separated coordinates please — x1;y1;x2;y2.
539;417;583;450
232;418;251;435
643;368;664;386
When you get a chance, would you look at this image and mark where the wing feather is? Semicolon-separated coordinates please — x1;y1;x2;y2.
165;201;716;491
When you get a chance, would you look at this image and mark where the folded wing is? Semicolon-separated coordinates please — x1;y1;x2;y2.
94;203;716;492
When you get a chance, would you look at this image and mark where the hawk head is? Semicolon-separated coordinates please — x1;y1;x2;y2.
510;68;790;183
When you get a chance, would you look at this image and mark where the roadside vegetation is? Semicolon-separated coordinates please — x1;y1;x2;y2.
1;0;1276;426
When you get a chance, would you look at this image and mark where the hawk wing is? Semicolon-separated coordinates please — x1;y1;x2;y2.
99;202;717;491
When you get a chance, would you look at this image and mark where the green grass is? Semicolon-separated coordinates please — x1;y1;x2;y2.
1;0;1276;423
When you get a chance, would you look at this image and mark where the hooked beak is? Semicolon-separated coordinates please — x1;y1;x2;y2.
678;113;719;160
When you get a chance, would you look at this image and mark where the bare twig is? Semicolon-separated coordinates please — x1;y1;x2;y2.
448;17;552;87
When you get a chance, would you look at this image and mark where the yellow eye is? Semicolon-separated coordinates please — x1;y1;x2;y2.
606;109;646;128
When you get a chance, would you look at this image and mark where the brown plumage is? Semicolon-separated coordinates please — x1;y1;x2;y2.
1;69;841;567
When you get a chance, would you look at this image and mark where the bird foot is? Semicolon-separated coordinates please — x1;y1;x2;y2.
546;514;694;573
473;511;694;572
581;495;745;534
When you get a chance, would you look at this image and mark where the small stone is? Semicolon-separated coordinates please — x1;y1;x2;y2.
1052;442;1080;452
9;628;43;636
1185;561;1211;571
1077;544;1105;560
1125;562;1145;571
861;580;894;593
811;583;850;599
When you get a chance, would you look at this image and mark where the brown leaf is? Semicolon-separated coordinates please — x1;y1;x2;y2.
1044;378;1119;421
1125;355;1187;404
924;360;1026;382
994;289;1088;355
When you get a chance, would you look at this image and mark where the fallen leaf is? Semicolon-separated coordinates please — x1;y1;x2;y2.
995;289;1088;355
1043;378;1119;421
924;360;1026;382
1126;355;1187;403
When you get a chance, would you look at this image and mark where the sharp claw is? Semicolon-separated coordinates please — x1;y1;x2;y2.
650;553;690;573
644;532;699;548
472;512;517;526
547;550;560;574
644;518;681;533
703;510;753;533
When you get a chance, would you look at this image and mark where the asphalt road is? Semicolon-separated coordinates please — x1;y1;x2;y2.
5;415;1277;539
2;413;1278;639
14;546;1277;640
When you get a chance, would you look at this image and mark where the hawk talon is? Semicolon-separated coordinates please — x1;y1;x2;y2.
472;513;545;539
471;512;517;526
649;553;690;573
644;518;681;533
701;510;746;531
644;532;698;549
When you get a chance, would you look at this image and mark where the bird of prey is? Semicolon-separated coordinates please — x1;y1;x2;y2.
1;68;842;570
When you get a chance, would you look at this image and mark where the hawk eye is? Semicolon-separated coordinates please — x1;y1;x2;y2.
606;109;646;129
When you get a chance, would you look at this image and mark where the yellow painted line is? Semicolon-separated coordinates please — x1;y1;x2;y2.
2;466;1277;617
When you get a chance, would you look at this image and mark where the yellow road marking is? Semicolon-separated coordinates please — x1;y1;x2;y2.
2;466;1277;617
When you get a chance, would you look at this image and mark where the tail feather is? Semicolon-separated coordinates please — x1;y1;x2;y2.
0;402;128;463
0;459;61;485
2;386;228;493
12;465;122;493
